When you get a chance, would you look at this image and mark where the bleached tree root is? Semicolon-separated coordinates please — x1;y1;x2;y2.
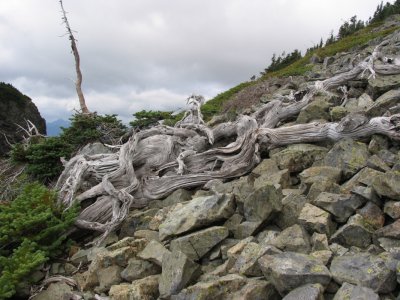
56;30;400;244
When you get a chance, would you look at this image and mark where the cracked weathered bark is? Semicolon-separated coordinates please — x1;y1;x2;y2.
56;30;400;245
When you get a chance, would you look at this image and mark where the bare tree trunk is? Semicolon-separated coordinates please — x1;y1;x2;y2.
59;0;90;114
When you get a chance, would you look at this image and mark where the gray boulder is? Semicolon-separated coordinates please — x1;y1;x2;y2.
333;282;379;300
137;240;170;266
109;275;160;300
324;138;369;180
276;194;308;229
159;250;201;298
330;214;374;248
384;201;400;219
312;192;364;223
282;283;324;300
159;193;235;241
270;224;311;254
243;183;283;223
258;252;331;295
372;171;400;200
170;226;229;261
330;253;397;293
298;203;337;237
121;258;161;282
300;166;342;185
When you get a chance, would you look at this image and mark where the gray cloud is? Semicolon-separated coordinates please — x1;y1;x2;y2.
0;0;389;123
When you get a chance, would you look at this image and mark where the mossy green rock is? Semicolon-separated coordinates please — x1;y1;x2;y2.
170;226;229;261
372;171;400;200
271;144;328;173
258;252;331;296
296;98;332;123
330;106;348;121
324;138;369;180
330;253;397;293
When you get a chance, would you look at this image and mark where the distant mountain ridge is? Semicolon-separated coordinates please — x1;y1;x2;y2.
46;119;70;136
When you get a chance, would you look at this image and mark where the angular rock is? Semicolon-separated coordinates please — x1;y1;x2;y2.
296;98;332;123
159;250;201;298
351;186;381;205
33;282;72;300
137;240;170;266
159;193;235;241
252;158;280;176
372;171;400;200
243;183;283;223
109;275;160;300
324;138;369;180
330;214;374;248
133;229;160;242
299;166;342;185
170;226;229;261
270;144;328;173
257;225;281;246
119;208;159;238
298;203;337;237
270;224;311;253
333;282;379;300
172;274;279;300
330;253;397;293
229;242;267;277
307;179;341;201
95;264;122;293
311;233;330;251
367;80;400;110
258;252;331;295
276;194;308;229
341;167;383;194
384;201;400;219
226;237;256;260
367;154;391;172
233;221;262;239
160;189;193;208
312;192;364;223
375;219;400;240
310;250;333;265
282;283;324;300
368;134;389;154
254;169;291;189
121;258;161;282
357;201;385;230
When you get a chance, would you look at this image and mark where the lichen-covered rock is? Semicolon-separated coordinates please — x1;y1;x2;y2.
341;167;383;194
300;166;342;185
296;98;332;123
137;240;170;266
243;183;283;223
109;275;160;300
324;138;369;180
374;219;400;240
307;179;341;201
332;282;379;300
119;209;159;238
330;214;374;248
159;250;201;298
367;75;400;100
298;203;337;237
33;282;73;300
170;226;229;261
330;253;397;293
372;171;400;200
258;252;331;295
121;258;161;282
270;224;311;253
312;192;364;223
276;194;308;229
367;154;391;172
270;144;328;173
356;201;385;230
282;283;324;300
159;193;235;241
172;274;279;300
229;242;267;277
384;201;400;219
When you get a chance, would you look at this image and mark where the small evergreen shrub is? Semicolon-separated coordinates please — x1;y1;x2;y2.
130;110;182;129
0;183;78;298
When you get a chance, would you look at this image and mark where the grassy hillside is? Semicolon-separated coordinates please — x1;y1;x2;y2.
201;18;400;121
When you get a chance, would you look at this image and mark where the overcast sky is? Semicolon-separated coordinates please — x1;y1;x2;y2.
0;0;391;123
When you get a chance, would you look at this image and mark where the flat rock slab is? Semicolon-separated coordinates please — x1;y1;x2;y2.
333;282;379;300
330;253;397;293
300;166;342;185
298;203;336;237
372;171;400;200
137;240;170;266
159;193;235;241
258;252;331;295
109;275;160;300
170;226;229;261
270;224;311;254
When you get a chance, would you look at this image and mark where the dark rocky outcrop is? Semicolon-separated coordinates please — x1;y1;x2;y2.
0;82;46;155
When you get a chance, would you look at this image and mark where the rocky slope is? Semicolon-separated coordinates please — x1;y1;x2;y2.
31;16;400;300
0;83;46;156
